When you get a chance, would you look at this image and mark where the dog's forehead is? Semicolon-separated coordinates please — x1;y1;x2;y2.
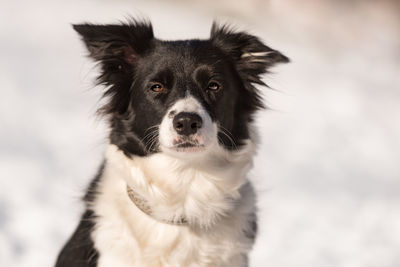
144;39;224;71
157;39;214;54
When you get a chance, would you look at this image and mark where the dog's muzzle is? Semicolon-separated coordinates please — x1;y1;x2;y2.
158;96;216;154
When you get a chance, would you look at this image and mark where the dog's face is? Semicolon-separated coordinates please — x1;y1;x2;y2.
74;20;288;158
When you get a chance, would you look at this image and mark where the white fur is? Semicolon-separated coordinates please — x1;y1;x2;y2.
240;51;273;63
241;51;274;58
90;139;257;267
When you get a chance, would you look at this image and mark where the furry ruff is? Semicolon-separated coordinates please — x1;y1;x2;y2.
90;143;257;267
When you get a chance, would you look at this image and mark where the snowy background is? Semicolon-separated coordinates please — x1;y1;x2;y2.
1;0;400;266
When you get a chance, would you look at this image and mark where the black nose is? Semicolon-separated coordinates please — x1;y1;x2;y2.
173;112;203;136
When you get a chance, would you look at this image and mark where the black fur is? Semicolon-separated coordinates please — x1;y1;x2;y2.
55;18;288;267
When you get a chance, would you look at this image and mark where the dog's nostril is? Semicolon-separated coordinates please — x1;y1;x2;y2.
173;112;203;136
191;121;201;129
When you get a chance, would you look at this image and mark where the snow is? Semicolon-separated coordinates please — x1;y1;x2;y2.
1;0;399;266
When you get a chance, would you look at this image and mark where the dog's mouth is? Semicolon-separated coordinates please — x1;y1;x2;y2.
171;139;206;153
176;142;197;148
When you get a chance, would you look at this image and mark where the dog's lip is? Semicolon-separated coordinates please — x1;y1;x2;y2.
166;141;206;152
175;141;200;148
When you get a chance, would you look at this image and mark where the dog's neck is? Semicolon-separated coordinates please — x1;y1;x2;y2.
104;141;255;228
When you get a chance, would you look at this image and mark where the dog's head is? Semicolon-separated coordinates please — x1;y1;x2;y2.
73;20;288;158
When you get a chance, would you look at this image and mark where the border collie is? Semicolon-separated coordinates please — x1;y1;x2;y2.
55;19;288;267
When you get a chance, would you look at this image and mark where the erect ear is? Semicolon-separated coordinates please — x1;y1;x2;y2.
73;20;154;85
73;20;154;115
210;22;289;86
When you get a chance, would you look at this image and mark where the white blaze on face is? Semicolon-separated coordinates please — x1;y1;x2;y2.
158;95;217;153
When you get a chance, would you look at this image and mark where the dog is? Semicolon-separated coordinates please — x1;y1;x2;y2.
55;18;288;267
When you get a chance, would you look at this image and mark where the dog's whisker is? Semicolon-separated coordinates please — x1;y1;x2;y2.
144;125;159;135
218;126;237;150
147;135;159;152
140;129;159;150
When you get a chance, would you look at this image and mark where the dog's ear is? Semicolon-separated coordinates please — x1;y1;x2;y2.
73;20;154;115
73;20;153;84
210;22;289;86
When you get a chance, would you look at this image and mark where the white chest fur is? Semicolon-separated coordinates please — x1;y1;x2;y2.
91;144;257;267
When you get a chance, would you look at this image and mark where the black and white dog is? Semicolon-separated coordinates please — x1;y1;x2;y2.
55;19;288;267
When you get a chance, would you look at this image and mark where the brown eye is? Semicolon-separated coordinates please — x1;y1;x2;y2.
150;83;164;93
207;81;221;91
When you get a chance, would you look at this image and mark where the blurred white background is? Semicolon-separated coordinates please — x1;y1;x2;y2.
1;0;399;266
